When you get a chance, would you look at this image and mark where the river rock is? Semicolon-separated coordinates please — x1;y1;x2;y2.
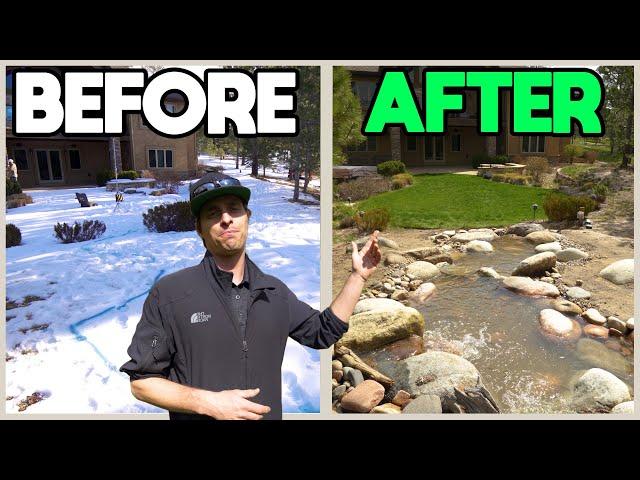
371;403;402;414
451;229;498;243
525;230;561;245
384;252;407;266
332;385;347;402
627;318;634;331
377;335;425;361
575;338;633;378
442;230;456;237
512;252;557;277
552;299;582;315
538;309;582;342
556;248;589;262
599;259;634;285
583;324;609;339
332;369;343;382
565;287;592;300
343;367;364;387
402;394;443;414
340;380;385;413
335;306;425;352
406;261;440;281
379;351;481;402
540;277;554;284
391;390;412;409
478;267;502;279
408;282;436;303
332;360;343;371
353;297;406;314
582;308;606;326
391;290;409;301
571;368;631;413
535;241;562;253
607;317;627;334
403;247;442;260
507;222;545;237
502;276;560;297
466;240;494;253
610;401;634;414
347;235;399;253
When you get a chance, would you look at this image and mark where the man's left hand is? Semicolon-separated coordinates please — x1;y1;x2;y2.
351;230;382;281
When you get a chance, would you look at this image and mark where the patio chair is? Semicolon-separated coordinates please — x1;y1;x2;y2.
75;192;97;207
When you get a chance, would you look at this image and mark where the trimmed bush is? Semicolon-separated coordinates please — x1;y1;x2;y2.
354;208;390;233
391;173;414;189
6;224;22;247
377;160;406;177
563;144;584;159
154;171;183;194
54;220;106;243
493;155;509;164
6;178;22;195
543;194;598;222
143;201;194;233
335;177;391;201
523;156;550;184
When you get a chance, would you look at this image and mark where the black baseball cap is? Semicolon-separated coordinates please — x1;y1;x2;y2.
189;172;251;217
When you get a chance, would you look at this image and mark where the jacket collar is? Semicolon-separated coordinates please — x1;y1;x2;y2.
203;250;276;292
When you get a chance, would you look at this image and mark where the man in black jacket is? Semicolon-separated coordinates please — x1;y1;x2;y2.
120;172;381;419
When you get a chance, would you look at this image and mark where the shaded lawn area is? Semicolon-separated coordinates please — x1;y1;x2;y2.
357;173;553;229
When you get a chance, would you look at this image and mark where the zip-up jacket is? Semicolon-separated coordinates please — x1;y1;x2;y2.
120;250;349;420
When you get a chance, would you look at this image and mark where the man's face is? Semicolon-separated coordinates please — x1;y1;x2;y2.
196;194;250;257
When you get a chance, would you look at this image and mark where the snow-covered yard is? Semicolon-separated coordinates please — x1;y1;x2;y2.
5;159;322;414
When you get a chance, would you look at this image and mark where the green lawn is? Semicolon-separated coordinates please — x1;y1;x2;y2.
357;174;554;229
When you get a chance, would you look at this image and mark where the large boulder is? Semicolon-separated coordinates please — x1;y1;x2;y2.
512;252;557;277
451;229;498;243
466;240;494;253
535;241;562;253
340;380;385;413
507;222;545;237
335;307;425;352
556;248;589;262
538;309;582;342
353;298;406;315
598;259;634;285
502;276;560;297
405;261;440;281
378;351;481;403
570;368;631;413
575;338;633;378
525;230;560;245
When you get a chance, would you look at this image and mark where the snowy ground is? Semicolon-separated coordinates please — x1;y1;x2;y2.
5;158;322;414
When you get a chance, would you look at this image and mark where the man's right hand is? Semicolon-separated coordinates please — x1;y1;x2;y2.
198;388;271;420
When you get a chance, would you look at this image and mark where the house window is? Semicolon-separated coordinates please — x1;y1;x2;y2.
348;136;377;152
69;149;81;169
406;136;417;152
148;148;173;168
353;81;377;105
13;149;28;170
522;136;545;153
451;134;462;152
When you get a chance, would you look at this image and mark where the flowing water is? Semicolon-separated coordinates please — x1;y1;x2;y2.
361;236;634;413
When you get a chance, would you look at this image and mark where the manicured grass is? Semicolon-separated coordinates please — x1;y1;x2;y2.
356;173;554;229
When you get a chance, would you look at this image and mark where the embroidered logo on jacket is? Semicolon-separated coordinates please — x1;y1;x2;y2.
190;312;211;324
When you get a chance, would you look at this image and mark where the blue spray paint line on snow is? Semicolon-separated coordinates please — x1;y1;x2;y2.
68;269;166;372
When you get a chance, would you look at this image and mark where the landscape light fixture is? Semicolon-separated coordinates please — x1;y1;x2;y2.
532;203;539;220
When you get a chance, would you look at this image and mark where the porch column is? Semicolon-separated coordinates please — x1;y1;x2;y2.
109;137;123;173
485;136;497;157
390;127;402;162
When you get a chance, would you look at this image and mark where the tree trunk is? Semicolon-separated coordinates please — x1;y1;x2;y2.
293;145;300;201
251;140;259;177
263;164;266;177
235;138;239;169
